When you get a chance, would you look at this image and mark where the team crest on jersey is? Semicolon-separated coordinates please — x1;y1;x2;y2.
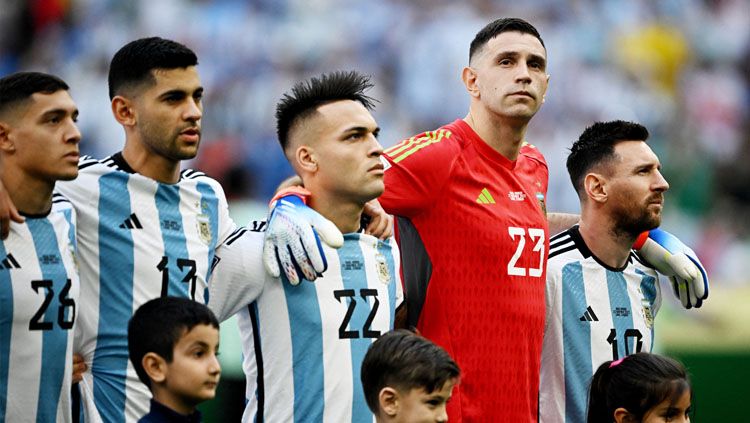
197;215;211;245
536;192;547;214
375;252;390;284
641;299;654;328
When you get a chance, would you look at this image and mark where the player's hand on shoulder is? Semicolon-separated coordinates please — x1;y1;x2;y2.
362;199;393;240
262;188;343;285
635;228;709;309
0;179;24;239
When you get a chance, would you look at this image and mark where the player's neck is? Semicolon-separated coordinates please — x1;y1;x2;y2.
122;140;181;184
578;213;636;269
464;107;529;161
308;193;363;234
1;168;53;215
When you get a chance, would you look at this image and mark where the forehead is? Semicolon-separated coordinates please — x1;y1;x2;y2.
147;66;202;92
177;323;219;346
22;90;77;118
477;31;546;62
613;140;657;163
313;100;376;133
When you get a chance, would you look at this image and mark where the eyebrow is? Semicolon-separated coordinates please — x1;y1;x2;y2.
39;108;79;120
493;51;547;68
342;125;380;136
159;86;204;100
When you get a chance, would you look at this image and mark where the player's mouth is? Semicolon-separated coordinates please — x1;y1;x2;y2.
65;151;80;162
180;127;201;142
509;91;535;99
368;162;384;176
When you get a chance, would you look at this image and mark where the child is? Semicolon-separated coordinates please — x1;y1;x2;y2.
587;352;692;423
128;297;221;422
361;330;460;423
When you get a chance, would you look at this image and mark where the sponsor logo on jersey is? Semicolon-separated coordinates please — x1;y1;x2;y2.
508;191;526;202
476;188;496;204
0;253;21;270
119;213;143;229
579;305;599;322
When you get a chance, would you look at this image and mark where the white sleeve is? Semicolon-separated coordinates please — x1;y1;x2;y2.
208;227;267;322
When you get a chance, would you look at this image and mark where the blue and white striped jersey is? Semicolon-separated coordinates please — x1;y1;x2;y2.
208;223;403;423
0;194;79;422
539;226;661;423
56;154;235;423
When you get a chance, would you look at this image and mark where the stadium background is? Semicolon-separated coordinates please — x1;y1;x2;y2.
2;0;748;419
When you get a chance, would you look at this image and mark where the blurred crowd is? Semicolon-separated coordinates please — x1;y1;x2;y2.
1;0;748;284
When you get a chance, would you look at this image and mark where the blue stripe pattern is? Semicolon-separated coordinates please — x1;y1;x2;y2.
637;270;658;350
0;241;11;421
94;172;133;422
155;184;191;299
28;218;70;423
562;262;589;423
377;239;398;329
282;268;324;422
196;182;219;303
339;235;371;423
606;271;634;357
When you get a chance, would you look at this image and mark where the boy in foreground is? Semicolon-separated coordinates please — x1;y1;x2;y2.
127;297;221;422
361;330;460;423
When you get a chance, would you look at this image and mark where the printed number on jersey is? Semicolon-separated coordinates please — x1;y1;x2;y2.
507;227;545;277
334;289;380;340
607;328;643;360
29;279;75;330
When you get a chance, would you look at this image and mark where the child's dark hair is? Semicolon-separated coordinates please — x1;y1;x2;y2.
275;70;376;151
108;36;198;99
566;120;650;197
0;72;69;117
361;329;460;415
128;297;219;388
469;17;545;63
587;352;691;422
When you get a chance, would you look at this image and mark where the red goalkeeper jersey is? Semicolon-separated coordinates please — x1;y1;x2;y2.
380;119;549;422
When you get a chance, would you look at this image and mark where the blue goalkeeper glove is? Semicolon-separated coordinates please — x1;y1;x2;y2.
262;194;343;285
636;228;709;309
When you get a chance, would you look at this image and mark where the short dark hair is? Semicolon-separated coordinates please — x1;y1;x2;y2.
588;352;692;422
0;72;69;117
361;330;460;415
469;17;545;63
108;37;198;100
566;120;650;197
275;70;376;151
128;297;219;388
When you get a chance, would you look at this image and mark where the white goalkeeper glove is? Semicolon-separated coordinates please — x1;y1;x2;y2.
262;193;343;285
635;228;709;309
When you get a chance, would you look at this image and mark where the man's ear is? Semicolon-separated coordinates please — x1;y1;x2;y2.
0;122;15;153
142;352;168;384
614;407;636;423
462;66;480;99
295;145;317;174
111;96;136;127
584;172;608;204
379;387;400;418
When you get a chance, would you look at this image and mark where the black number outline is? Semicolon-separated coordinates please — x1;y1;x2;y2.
29;280;54;331
360;289;381;339
607;328;644;360
57;279;75;329
158;256;198;300
334;289;358;339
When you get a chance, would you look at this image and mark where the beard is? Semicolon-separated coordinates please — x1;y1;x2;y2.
610;197;663;239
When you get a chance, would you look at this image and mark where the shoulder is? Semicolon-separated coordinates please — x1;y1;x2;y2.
51;192;75;213
179;168;224;190
519;141;548;168
383;121;466;167
547;228;585;273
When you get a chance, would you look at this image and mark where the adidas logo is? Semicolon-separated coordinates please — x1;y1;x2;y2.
119;213;143;229
579;306;599;322
0;253;21;270
476;188;495;204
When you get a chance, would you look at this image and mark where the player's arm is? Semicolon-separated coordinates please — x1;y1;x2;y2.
208;226;268;321
0;179;25;238
547;212;579;236
634;229;709;309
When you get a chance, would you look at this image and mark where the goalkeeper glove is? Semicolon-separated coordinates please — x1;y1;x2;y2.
635;228;709;309
262;190;343;285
